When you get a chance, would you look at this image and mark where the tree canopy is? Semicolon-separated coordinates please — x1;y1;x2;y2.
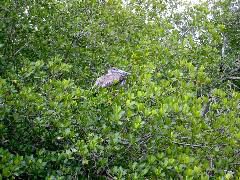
0;0;239;179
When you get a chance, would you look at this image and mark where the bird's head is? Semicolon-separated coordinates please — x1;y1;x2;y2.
108;67;130;76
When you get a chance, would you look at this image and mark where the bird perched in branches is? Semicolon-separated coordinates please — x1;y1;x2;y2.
95;67;130;88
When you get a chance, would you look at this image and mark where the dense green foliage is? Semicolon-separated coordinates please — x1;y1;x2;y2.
224;1;240;54
0;0;239;179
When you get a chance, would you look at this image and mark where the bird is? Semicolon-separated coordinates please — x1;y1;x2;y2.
95;67;130;88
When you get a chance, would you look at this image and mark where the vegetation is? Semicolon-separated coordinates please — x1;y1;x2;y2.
0;0;239;179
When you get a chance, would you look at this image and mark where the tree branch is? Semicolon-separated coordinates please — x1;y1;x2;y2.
227;76;240;80
172;141;208;148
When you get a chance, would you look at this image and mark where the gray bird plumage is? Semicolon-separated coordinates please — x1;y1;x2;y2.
95;67;130;88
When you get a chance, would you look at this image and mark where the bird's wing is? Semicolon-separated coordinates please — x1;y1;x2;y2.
95;74;123;87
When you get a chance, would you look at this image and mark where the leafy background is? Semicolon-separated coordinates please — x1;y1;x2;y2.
0;0;239;179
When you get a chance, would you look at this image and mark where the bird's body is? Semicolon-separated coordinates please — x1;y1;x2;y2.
95;68;130;88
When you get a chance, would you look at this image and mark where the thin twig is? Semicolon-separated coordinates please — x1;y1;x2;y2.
14;43;28;56
229;81;240;90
